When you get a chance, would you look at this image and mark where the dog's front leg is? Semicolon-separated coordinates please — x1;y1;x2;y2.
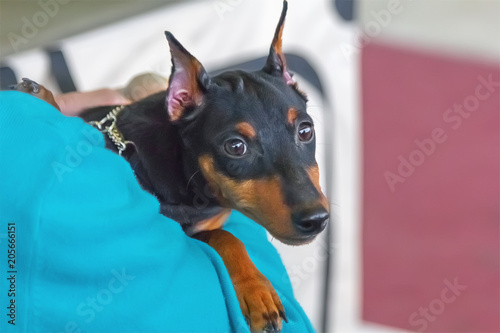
194;229;287;333
12;78;60;110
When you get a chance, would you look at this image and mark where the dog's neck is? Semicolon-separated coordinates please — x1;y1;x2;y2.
110;91;224;227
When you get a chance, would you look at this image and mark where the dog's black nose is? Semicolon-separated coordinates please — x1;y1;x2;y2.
293;207;329;235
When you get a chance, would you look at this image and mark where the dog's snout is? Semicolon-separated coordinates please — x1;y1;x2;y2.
293;207;329;235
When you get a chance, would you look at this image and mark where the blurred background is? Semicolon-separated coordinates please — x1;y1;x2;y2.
1;0;499;332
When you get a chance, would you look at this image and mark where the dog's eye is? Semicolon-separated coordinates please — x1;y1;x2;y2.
224;139;247;156
298;122;314;142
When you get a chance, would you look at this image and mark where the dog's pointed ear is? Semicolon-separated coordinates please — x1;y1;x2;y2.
263;1;294;85
165;31;210;122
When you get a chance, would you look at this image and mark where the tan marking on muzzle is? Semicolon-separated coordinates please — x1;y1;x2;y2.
307;165;330;212
198;155;295;238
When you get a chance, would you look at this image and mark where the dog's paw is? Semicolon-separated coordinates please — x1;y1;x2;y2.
11;78;41;95
11;78;60;110
235;272;287;333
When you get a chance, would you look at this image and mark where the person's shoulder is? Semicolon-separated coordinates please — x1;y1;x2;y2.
1;91;59;119
1;91;103;145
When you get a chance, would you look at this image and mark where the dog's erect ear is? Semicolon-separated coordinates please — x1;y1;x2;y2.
165;31;210;122
263;1;294;85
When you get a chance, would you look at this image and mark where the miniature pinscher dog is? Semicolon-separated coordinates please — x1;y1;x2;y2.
13;2;329;332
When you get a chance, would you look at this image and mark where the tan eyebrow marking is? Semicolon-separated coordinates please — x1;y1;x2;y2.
287;108;298;125
236;122;256;139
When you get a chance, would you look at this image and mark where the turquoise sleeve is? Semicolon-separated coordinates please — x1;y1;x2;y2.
0;91;314;333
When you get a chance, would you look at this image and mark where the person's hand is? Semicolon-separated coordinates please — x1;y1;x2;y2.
55;89;131;117
56;73;168;117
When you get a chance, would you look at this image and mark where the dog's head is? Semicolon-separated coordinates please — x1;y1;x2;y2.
165;1;329;245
